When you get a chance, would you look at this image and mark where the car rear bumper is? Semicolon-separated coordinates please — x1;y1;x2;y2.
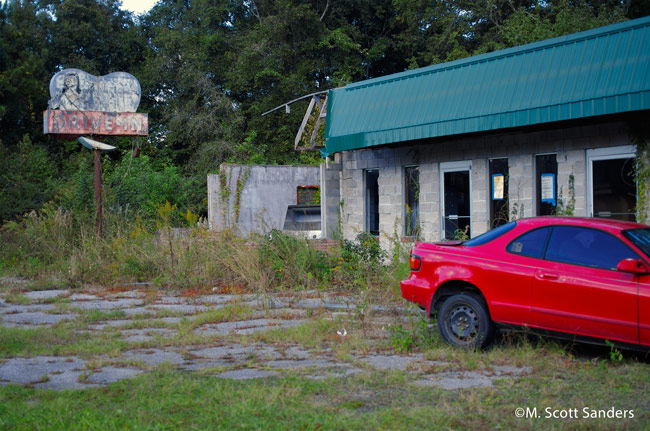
400;278;432;311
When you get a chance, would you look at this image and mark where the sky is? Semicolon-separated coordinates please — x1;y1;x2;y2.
120;0;158;14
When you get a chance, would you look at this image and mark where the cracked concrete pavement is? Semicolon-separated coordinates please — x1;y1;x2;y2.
0;286;529;391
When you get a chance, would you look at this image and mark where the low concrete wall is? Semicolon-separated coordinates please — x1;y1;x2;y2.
208;164;320;237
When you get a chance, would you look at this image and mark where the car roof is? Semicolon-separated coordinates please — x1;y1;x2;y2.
515;216;649;232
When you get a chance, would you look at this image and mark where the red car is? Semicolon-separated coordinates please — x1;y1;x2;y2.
400;217;650;349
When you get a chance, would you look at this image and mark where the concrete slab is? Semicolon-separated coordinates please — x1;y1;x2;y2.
146;303;213;313
412;371;495;390
88;319;133;330
266;359;343;370
194;318;307;337
85;366;143;384
188;344;257;361
24;290;69;300
0;356;86;387
69;293;100;301
1;312;78;326
121;308;156;316
180;359;233;371
0;304;57;313
215;369;277;380
295;298;356;310
70;298;142;310
120;328;177;342
361;354;424;371
122;349;185;367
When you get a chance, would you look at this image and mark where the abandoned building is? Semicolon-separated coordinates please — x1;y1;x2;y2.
209;16;650;245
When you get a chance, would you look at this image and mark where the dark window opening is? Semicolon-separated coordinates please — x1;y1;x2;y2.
592;158;636;221
489;158;509;228
404;166;420;237
536;154;558;216
365;170;379;236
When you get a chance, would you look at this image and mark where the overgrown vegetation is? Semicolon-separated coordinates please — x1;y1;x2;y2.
0;203;408;293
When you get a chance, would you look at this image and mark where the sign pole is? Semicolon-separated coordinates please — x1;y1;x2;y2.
94;148;103;237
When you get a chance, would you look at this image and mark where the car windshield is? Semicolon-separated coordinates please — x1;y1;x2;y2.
464;221;516;247
622;228;650;258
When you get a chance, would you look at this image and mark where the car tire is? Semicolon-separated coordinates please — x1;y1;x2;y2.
437;293;494;349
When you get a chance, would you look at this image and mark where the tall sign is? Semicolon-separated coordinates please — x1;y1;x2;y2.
43;69;148;136
43;68;149;236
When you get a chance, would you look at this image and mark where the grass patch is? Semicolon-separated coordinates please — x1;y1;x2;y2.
0;363;647;430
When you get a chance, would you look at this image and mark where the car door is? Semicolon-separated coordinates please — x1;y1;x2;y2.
639;275;650;346
531;226;639;344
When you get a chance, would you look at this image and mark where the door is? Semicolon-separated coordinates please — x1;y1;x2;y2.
531;226;639;344
440;161;472;240
587;146;636;221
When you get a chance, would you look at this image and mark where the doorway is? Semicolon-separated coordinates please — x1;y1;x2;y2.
587;146;636;221
440;161;472;240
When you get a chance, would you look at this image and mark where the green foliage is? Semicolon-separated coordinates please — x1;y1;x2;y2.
108;155;196;224
342;232;387;266
0;136;56;221
258;229;332;289
389;314;438;353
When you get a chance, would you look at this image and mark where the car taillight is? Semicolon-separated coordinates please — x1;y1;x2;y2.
409;254;422;271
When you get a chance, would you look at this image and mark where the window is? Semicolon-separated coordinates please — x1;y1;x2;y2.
365;169;379;236
623;228;650;258
404;166;420;237
465;221;516;247
545;227;638;270
489;158;509;228
507;227;552;259
536;154;557;216
297;186;319;205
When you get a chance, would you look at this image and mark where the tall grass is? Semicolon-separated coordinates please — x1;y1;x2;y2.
0;203;408;294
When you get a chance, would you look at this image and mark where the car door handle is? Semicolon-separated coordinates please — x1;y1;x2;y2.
538;272;559;280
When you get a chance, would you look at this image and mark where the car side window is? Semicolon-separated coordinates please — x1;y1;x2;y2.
507;227;552;259
545;226;638;270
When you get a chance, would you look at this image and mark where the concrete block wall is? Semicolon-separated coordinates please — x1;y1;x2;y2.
208;164;320;237
325;120;634;246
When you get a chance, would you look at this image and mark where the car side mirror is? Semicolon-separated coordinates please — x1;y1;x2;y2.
616;258;650;275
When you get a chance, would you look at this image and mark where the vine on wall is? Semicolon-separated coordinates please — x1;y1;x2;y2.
556;171;576;216
635;139;650;224
218;166;232;226
217;165;251;226
630;120;650;224
234;167;251;222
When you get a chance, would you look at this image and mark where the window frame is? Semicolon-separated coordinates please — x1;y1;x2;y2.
403;165;420;238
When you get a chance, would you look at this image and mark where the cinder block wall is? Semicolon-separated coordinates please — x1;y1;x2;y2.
325;121;634;248
208;164;320;237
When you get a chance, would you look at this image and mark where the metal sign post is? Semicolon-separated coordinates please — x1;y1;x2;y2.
79;137;116;237
43;68;148;238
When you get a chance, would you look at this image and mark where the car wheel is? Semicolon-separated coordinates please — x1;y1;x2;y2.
437;293;494;348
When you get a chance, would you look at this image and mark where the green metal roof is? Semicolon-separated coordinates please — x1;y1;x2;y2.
323;17;650;156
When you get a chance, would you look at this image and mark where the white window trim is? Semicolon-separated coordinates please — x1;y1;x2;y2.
439;160;472;240
586;145;636;218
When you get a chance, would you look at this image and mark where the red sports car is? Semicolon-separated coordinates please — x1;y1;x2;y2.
400;217;650;349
